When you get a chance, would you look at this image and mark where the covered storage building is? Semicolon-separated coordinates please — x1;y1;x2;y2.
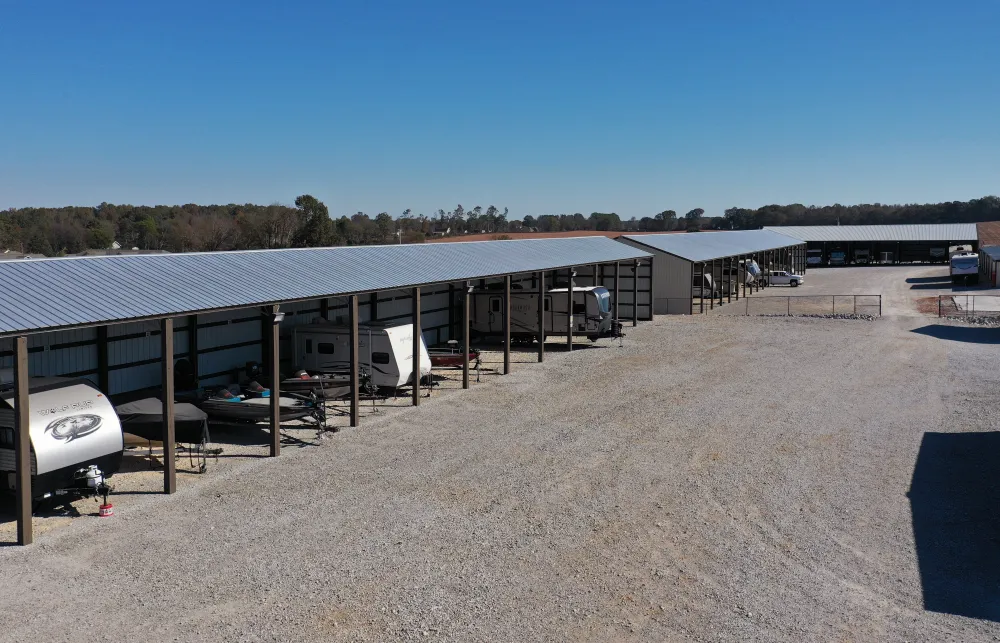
764;224;978;265
617;230;806;314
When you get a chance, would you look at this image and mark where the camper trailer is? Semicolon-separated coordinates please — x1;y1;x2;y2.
0;375;124;501
806;249;824;266
950;252;979;285
469;285;617;342
291;321;430;389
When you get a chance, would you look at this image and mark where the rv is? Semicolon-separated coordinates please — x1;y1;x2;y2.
929;247;947;263
853;248;870;265
0;376;123;501
469;285;617;342
829;250;847;266
950;252;979;285
806;249;824;266
291;322;430;389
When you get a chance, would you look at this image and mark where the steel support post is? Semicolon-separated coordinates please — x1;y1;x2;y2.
267;307;281;457
161;318;177;490
727;257;732;304
349;295;360;427
503;275;511;375
700;263;705;313
188;314;199;381
14;336;31;545
613;262;620;321
538;271;546;362
463;282;471;389
567;267;574;352
97;326;109;393
593;263;599;288
632;259;639;326
648;259;656;320
412;287;421;406
710;258;715;310
320;298;329;320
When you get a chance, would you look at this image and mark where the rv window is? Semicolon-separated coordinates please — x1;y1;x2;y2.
544;298;550;311
574;302;587;315
491;299;501;312
305;339;313;354
318;342;335;354
372;352;390;364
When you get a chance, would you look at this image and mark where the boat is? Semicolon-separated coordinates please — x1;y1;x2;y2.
428;344;481;369
187;387;317;424
115;397;210;445
243;362;352;400
0;375;123;502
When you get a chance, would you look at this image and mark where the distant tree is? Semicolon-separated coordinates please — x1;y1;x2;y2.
293;195;332;247
375;212;394;242
684;208;705;230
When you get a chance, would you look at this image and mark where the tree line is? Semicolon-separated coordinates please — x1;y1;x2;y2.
1;196;997;255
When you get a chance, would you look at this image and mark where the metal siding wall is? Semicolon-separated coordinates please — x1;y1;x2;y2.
655;255;692;314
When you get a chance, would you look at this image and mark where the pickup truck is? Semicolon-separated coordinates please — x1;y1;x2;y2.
766;270;804;287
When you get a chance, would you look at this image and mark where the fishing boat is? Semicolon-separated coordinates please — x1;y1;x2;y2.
274;371;351;399
428;341;481;369
180;387;318;424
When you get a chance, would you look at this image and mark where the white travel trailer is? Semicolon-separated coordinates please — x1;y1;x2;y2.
469;285;616;342
0;375;124;501
950;252;979;285
291;321;430;389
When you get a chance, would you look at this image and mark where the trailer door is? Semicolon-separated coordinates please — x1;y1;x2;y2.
488;296;502;333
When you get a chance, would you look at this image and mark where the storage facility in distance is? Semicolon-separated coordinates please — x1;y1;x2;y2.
617;230;806;314
764;224;979;266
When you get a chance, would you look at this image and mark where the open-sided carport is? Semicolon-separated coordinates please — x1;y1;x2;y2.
764;224;979;265
616;230;806;314
0;237;650;545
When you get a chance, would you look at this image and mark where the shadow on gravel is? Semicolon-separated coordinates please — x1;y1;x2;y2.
906;276;952;284
909;432;1000;621
910;325;1000;344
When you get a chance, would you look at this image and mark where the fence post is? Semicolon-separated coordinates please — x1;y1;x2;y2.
787;296;790;316
854;295;857;315
746;297;750;316
832;295;836;315
938;296;941;317
879;295;882;317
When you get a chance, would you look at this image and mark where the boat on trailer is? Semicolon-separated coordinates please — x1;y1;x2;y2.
180;387;318;424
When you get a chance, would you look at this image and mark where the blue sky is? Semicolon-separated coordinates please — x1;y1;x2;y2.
1;0;998;219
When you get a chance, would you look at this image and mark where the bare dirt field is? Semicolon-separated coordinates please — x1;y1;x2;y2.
2;265;999;642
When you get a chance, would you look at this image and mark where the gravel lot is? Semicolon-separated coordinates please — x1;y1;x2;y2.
2;266;1000;642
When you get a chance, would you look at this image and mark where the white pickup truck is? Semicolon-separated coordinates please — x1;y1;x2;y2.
766;270;804;287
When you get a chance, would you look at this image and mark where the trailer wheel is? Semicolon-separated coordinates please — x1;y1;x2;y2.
588;335;599;342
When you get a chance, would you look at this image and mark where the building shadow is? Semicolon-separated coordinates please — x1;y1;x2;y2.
911;325;1000;345
906;276;952;284
909;432;1000;621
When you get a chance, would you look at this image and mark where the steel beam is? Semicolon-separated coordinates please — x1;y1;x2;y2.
412;287;421;406
632;259;639;327
267;307;281;457
648;259;656;320
97;326;109;393
349;296;359;427
187;314;199;381
503;275;511;375
613;262;620;321
14;336;31;546
567;267;574;352
537;271;546;362
463;282;471;389
161;318;177;491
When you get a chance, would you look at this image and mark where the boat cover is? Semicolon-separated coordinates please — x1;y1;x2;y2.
116;397;210;445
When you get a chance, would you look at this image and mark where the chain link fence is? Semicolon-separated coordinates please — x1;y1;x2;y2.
937;295;1000;318
733;295;882;317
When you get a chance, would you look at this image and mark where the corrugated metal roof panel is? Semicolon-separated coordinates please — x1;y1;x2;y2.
0;237;649;335
763;224;979;242
620;230;803;263
981;246;1000;261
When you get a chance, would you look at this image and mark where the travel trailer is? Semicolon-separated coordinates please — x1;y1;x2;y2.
291;322;430;389
950;252;979;285
0;375;124;501
469;284;618;342
806;249;824;266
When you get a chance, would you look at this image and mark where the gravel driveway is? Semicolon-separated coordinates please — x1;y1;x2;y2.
1;294;999;641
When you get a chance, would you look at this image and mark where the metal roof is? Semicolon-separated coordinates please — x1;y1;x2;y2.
763;224;979;242
619;230;803;263
981;246;1000;261
0;237;649;336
